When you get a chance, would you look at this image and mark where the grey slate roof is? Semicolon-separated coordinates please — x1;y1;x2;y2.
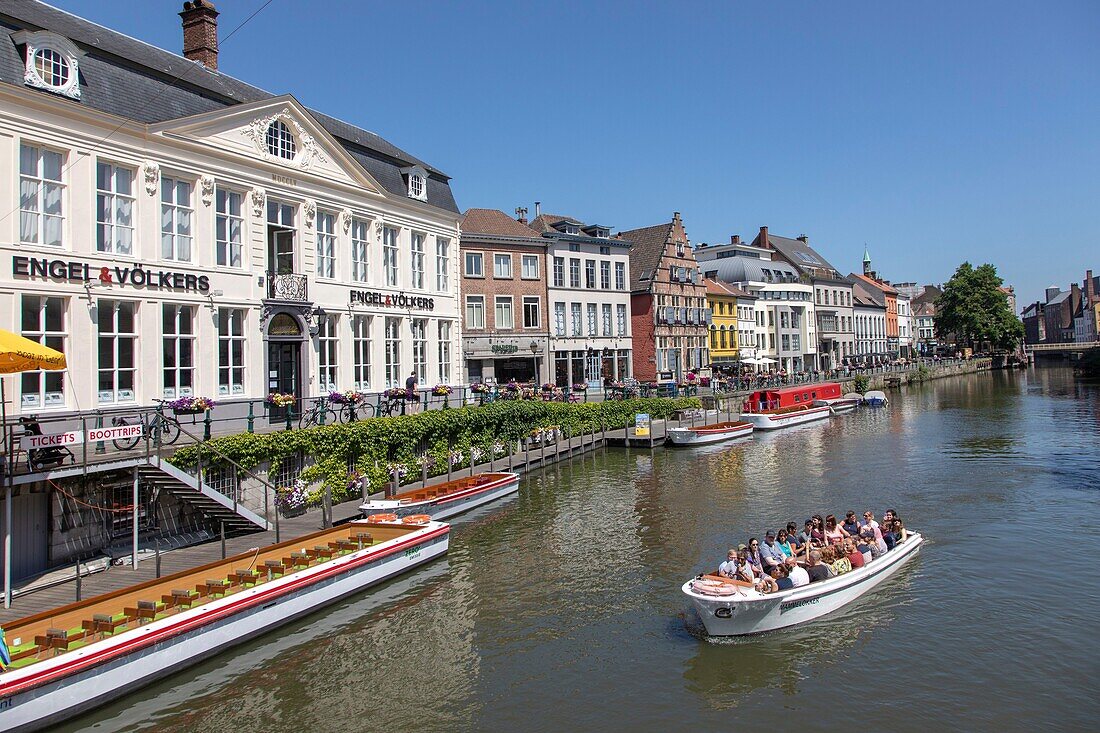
851;278;886;307
618;221;673;292
697;254;799;286
763;234;847;282
0;0;458;213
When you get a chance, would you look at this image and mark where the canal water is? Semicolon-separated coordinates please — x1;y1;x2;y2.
66;368;1099;733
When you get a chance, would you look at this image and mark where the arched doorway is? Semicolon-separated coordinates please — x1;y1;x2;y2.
266;311;305;421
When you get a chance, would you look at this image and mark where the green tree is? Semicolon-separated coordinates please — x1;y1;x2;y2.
934;262;1023;350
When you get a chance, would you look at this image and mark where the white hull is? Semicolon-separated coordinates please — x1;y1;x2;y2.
684;532;923;636
0;524;449;733
360;474;520;522
815;398;861;414
667;424;753;446
740;405;831;430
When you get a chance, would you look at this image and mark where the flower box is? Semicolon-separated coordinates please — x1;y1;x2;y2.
167;396;215;414
267;392;296;408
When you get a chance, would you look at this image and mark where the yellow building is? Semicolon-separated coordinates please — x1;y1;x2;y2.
705;279;740;367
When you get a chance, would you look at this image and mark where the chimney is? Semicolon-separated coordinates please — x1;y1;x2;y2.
514;206;528;225
1086;270;1095;304
758;226;770;249
534;201;541;218
1045;286;1061;304
797;234;808;243
730;235;741;245
180;0;220;70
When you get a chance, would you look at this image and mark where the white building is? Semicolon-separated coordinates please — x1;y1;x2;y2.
897;294;914;357
1;1;462;418
529;214;633;386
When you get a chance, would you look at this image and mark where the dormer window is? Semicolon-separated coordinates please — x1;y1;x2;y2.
401;165;429;201
14;31;84;100
266;120;296;160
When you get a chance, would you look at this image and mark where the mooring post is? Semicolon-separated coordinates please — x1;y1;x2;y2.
155;538;162;578
75;561;81;602
220;521;226;559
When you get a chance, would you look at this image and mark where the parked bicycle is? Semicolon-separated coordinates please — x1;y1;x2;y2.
298;397;339;429
110;401;182;450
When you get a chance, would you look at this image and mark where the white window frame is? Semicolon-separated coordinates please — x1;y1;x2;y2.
19;143;65;247
616;304;627;336
438;321;452;383
316;210;336;278
15;31;83;99
317;314;339;392
465;295;485;329
553;256;565;287
410;231;426;289
602;303;613;337
217;308;246;397
383;226;399;287
215;187;243;267
571;303;583;336
411;318;427;382
587;303;598;336
161;304;195;399
96;160;134;255
600;261;611;289
493;252;513;279
521;254;539;279
495;296;514;330
569;258;581;288
352;314;372;390
160;175;193;262
267;120;296;160
554;302;566;336
384;316;402;388
97;299;137;404
436;237;450;292
523;296;541;329
351;217;369;282
585;260;596;289
464;251;484;277
20;295;67;409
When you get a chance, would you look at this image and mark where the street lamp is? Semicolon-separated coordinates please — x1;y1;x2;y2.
308;306;327;335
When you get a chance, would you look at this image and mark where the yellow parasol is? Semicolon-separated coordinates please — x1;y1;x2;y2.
0;328;66;607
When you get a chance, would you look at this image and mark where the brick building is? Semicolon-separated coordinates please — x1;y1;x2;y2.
460;208;550;383
619;213;709;381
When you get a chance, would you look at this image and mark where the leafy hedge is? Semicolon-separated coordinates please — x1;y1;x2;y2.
170;397;700;506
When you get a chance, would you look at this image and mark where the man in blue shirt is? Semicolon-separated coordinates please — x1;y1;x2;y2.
759;531;786;571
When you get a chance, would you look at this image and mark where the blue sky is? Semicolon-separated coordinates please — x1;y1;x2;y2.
47;0;1099;305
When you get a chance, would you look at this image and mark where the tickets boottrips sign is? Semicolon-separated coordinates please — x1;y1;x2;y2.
12;256;211;293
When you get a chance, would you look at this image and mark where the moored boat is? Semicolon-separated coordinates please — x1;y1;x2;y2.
683;531;923;636
864;390;889;407
814;396;861;414
740;403;831;430
667;420;754;446
360;471;520;521
0;519;448;732
741;382;839;430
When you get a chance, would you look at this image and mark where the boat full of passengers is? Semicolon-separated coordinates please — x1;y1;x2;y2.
0;518;448;732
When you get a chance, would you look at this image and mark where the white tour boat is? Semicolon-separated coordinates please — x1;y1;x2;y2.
0;519;448;732
667;421;754;446
739;403;832;430
682;531;923;636
360;471;520;521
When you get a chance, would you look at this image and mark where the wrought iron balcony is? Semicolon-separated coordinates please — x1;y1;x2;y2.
266;272;309;302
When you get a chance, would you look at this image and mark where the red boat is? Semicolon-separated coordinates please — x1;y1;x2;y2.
740;383;837;430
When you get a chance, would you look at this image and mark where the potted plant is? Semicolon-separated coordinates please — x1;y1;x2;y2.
385;386;410;401
571;382;587;392
275;479;308;518
328;390;364;405
266;392;296;408
470;382;490;394
541;382;555;392
504;380;520;393
432;383;453;407
346;470;365;495
167;396;216;414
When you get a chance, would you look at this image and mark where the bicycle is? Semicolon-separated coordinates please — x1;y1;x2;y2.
334;398;376;422
299;397;338;429
111;403;182;450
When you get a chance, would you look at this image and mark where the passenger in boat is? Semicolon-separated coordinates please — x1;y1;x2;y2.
786;522;804;554
759;531;786;570
734;546;756;583
855;535;872;565
892;519;908;544
860;511;880;530
785;556;810;587
746;539;765;577
861;528;886;559
842;511;861;537
881;523;897;551
845;539;866;569
806;550;832;583
755;572;780;594
775;529;795;557
811;515;826;546
824;515;846;545
718;549;740;579
828;544;852;575
773;564;794;591
798;520;816;550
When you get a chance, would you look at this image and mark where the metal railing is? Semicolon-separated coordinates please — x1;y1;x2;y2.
266;272;309;301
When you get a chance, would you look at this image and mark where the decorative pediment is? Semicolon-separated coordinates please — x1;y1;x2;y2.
148;96;384;195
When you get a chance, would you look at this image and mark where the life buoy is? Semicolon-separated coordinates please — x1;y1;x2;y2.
367;513;399;522
691;579;739;596
401;514;432;524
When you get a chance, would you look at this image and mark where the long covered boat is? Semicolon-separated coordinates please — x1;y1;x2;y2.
360;471;520;521
740;383;839;430
739;403;831;430
0;519;448;732
682;531;923;636
667;421;754;446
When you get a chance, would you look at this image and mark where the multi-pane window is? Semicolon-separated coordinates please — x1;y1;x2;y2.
96;161;134;254
523;297;540;329
352;315;372;390
33;47;69;88
569;258;581;288
602;304;613;336
351;218;369;282
217;308;245;396
553;257;565;287
160;176;192;261
495;296;514;330
411;232;425;289
436;237;450;291
411;318;427;383
97;299;136;404
266;120;296;160
162;304;195;399
384;317;402;387
317;314;338;392
20;296;66;408
316;211;336;278
465;296;485;329
587;304;598;336
554;302;566;336
215;188;243;267
494;253;512;279
465;251;483;277
585;260;596;289
615;262;625;290
383;226;399;286
19;144;64;246
600;261;611;289
522;255;539;279
571;303;583;336
438;321;452;383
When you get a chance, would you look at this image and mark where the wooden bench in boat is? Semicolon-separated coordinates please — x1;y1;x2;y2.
33;627;79;656
306;546;334;561
82;613;127;639
195;580;230;598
